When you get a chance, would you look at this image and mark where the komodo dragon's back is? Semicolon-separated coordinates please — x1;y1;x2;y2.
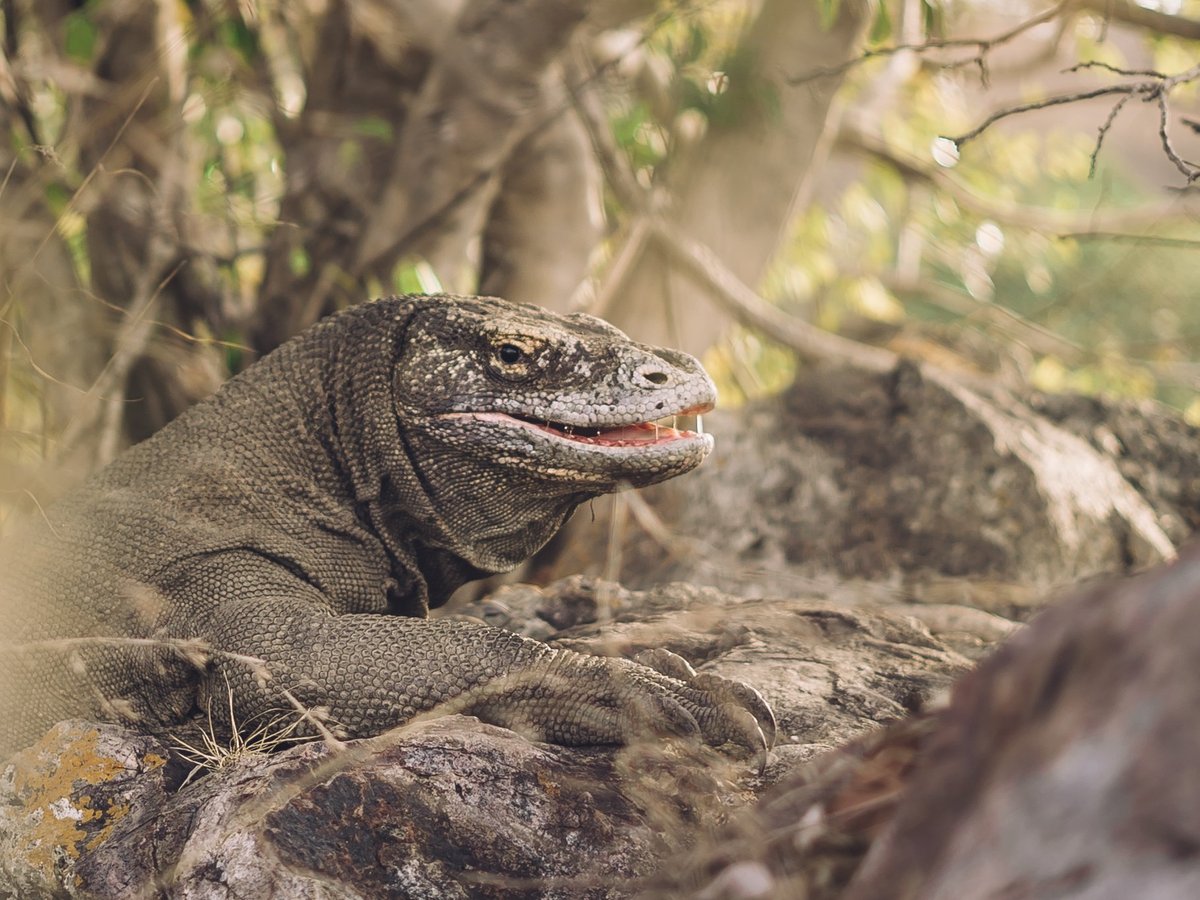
0;295;774;760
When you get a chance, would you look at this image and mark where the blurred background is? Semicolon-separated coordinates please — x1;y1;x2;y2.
3;0;1200;525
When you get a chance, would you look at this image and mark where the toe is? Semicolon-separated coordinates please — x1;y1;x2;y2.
690;673;777;749
634;648;697;681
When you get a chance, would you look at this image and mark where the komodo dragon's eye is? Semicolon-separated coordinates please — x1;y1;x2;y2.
487;337;543;381
497;343;523;364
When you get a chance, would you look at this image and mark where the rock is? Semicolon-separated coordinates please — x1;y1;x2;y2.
4;717;686;899
1;579;984;897
455;578;975;771
555;363;1189;614
647;548;1200;900
845;545;1200;899
0;722;183;898
644;713;937;900
1030;391;1200;539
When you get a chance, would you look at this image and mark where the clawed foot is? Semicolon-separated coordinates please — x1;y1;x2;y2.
465;646;776;769
633;647;777;770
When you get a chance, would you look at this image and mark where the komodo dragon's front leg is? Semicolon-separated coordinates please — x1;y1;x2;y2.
190;558;774;757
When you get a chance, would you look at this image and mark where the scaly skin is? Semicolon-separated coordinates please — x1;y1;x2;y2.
0;295;773;759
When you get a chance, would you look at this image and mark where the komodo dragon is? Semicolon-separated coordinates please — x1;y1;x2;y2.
0;295;774;760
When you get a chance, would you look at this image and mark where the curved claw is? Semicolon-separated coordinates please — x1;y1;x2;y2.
694;702;769;772
633;649;777;766
466;654;703;746
634;647;698;681
730;706;769;775
611;659;702;740
690;672;778;750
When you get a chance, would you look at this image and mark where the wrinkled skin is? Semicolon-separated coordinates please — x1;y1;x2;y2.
0;296;773;761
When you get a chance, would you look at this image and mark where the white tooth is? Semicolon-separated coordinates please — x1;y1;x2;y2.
696;414;704;436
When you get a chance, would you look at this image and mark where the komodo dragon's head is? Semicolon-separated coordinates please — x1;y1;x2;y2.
392;295;716;491
345;294;717;583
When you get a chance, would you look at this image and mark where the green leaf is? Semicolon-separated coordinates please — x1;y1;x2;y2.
218;19;260;64
288;246;310;277
63;12;96;64
392;260;432;294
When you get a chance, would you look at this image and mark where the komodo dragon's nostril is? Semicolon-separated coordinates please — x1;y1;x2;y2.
642;370;668;385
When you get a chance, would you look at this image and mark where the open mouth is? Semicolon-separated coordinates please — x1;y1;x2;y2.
443;405;712;448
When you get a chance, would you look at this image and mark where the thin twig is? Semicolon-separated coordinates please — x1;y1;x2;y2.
0;303;9;439
789;2;1071;87
0;156;17;205
1089;93;1132;177
55;109;192;464
29;79;158;268
591;216;653;319
275;686;346;749
949;84;1143;147
94;260;186;464
1065;60;1163;79
600;492;628;622
1078;0;1200;42
565;50;647;214
3;632;346;747
16;488;60;539
1;0;41;144
2;633;213;660
0;316;120;397
949;61;1200;184
1156;91;1198;183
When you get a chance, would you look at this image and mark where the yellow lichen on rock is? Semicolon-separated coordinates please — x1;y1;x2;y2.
5;724;164;880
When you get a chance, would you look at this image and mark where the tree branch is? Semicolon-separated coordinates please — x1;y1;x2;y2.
789;2;1072;88
565;49;647;214
840;126;1200;233
1077;0;1200;42
948;61;1200;184
647;218;898;374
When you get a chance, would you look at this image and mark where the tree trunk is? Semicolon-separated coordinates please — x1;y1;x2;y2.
600;0;870;356
477;86;602;311
251;0;593;354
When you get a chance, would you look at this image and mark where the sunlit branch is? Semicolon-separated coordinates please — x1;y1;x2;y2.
789;1;1072;87
840;126;1200;232
648;219;898;374
1078;0;1200;41
949;62;1200;184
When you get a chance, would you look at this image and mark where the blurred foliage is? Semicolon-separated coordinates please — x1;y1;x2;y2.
678;2;1200;419
4;0;1200;466
593;2;1200;418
